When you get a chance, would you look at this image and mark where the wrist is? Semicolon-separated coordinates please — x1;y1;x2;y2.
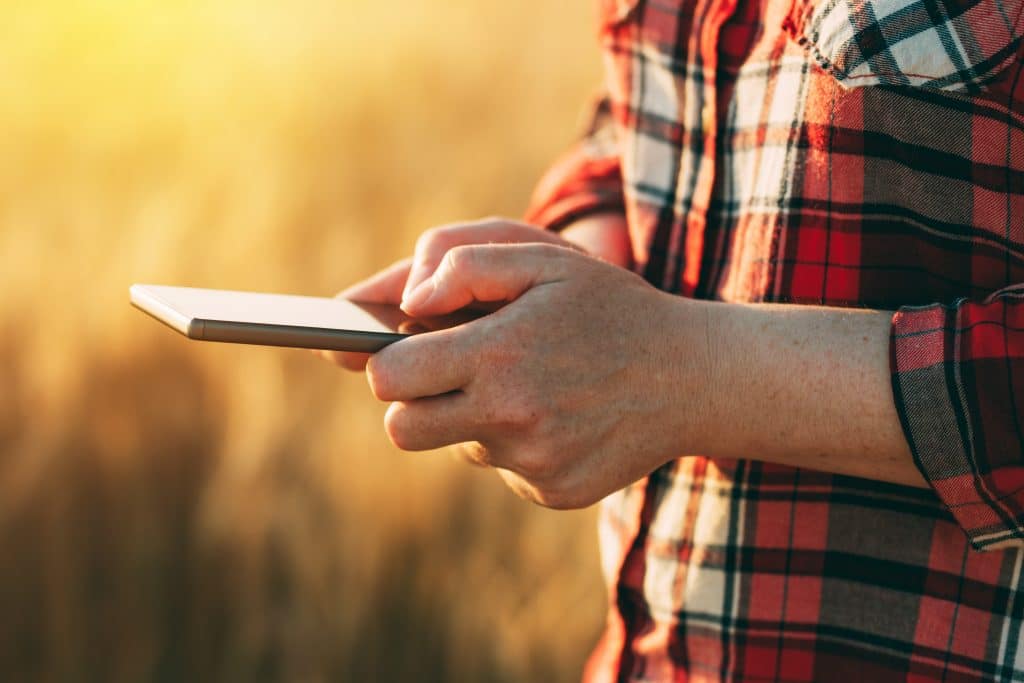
684;298;728;456
647;293;724;462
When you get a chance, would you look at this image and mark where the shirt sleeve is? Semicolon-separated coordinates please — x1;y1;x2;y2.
890;285;1024;551
523;96;625;231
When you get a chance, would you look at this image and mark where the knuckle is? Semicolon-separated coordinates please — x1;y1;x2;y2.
479;334;526;373
415;227;453;261
497;386;543;431
419;222;485;256
479;388;539;436
534;488;572;510
538;494;571;510
505;404;541;433
515;445;559;480
444;244;476;273
497;468;590;510
534;483;590;511
415;227;441;250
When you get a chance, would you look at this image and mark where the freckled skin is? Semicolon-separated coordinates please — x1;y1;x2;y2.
375;243;704;508
323;217;924;509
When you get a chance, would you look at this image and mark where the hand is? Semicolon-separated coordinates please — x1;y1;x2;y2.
368;243;712;509
318;218;580;371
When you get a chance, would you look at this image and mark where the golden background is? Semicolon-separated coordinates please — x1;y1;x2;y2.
0;1;607;679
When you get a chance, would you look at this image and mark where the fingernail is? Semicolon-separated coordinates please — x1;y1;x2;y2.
401;278;435;312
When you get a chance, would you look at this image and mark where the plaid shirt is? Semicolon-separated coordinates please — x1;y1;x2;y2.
525;0;1024;680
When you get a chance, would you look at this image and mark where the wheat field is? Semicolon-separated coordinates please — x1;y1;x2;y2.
0;2;607;680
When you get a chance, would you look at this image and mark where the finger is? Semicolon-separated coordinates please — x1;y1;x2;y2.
402;243;578;317
318;350;371;371
495;468;542;504
451;441;490;467
384;393;482;451
337;257;412;304
494;468;589;510
365;326;474;401
401;220;568;304
404;224;477;304
318;258;412;370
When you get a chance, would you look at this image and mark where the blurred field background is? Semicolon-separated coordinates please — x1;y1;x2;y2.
0;1;606;680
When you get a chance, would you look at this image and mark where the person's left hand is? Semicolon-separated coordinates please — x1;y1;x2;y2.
367;243;713;509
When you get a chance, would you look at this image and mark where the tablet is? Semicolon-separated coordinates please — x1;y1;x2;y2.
130;284;472;353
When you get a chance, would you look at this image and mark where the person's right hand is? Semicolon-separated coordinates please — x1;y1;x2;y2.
319;218;581;371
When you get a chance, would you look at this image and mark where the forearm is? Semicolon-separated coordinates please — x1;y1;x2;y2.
693;300;925;487
559;213;632;269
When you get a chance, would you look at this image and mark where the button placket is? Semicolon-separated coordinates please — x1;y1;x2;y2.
679;0;738;294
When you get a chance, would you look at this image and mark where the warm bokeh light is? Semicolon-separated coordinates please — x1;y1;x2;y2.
0;1;606;679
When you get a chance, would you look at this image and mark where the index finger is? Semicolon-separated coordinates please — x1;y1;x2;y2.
366;325;475;401
317;258;412;370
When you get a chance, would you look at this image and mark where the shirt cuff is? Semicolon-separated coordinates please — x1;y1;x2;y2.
524;151;625;232
890;304;1024;551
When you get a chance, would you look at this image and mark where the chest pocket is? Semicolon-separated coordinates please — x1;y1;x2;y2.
784;0;1024;93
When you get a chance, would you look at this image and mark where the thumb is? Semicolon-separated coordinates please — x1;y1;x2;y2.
336;257;412;304
400;243;575;317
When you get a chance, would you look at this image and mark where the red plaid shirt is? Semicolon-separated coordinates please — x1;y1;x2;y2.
526;0;1024;680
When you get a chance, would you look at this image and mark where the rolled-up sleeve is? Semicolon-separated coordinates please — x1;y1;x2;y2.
524;96;625;231
891;285;1024;550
